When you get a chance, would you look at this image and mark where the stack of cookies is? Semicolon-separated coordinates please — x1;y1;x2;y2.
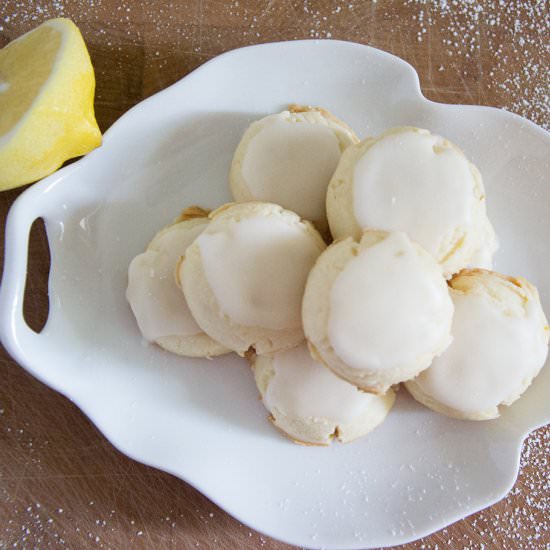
127;105;549;445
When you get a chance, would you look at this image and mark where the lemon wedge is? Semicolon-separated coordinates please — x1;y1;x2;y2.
0;18;102;190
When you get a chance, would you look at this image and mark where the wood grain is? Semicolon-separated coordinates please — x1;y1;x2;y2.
1;1;548;548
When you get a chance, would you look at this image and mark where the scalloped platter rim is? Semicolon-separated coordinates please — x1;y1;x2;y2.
1;40;549;549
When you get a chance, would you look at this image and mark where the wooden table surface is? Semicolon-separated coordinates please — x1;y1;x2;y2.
1;1;548;549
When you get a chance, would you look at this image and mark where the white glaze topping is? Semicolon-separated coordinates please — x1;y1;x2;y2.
198;216;322;330
468;219;498;270
127;222;205;341
264;344;380;422
413;286;549;413
328;232;453;370
352;130;477;259
468;243;494;270
241;116;341;222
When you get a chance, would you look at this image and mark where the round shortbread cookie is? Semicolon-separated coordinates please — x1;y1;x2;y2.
303;230;454;394
326;127;497;277
179;202;326;356
252;343;395;446
230;105;359;236
126;207;229;358
405;269;549;420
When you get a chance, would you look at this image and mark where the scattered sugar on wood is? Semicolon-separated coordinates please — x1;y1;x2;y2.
405;0;549;130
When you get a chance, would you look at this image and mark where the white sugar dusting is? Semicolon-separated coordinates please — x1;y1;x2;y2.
405;0;549;130
412;427;550;549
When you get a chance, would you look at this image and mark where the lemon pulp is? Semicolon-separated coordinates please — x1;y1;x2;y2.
0;18;102;190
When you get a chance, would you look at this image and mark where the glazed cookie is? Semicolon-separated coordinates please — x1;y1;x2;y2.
230;105;359;235
405;269;549;420
303;230;454;394
326;127;497;276
179;202;326;356
252;344;395;445
126;207;229;358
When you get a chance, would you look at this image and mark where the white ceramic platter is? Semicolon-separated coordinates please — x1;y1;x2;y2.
1;41;549;549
